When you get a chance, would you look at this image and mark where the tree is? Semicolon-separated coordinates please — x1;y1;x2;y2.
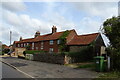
103;16;120;71
103;16;120;49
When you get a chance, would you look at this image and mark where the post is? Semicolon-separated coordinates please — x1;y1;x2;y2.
107;56;110;71
10;31;12;46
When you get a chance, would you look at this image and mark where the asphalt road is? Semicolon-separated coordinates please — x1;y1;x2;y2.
1;62;29;78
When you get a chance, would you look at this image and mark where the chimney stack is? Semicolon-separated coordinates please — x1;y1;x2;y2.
20;36;22;41
52;25;57;33
35;31;40;37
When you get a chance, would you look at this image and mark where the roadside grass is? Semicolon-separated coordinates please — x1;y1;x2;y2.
64;62;95;69
93;71;120;80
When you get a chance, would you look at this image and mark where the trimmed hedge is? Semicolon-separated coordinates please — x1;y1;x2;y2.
63;46;94;62
24;50;47;54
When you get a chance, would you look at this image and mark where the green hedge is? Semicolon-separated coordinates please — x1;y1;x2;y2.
63;46;94;62
25;50;47;54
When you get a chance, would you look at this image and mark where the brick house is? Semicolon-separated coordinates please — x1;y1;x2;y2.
13;26;105;56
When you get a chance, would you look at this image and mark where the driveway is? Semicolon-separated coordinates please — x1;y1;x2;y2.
1;57;99;78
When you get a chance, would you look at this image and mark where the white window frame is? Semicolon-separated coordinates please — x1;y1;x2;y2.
21;44;23;47
57;40;60;44
32;42;34;50
50;40;54;45
41;41;44;50
18;44;20;47
27;43;29;46
49;48;54;53
24;43;26;47
36;47;38;50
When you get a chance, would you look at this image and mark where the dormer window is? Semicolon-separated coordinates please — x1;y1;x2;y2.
50;40;54;45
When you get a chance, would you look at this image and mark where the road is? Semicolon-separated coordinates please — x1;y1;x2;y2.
1;62;29;78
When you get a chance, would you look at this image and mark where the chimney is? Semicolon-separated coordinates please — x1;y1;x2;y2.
20;36;22;41
52;25;57;33
35;31;40;38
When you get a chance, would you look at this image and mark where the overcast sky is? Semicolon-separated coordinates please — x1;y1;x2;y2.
0;0;119;46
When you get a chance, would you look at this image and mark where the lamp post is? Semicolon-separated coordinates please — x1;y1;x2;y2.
10;31;12;46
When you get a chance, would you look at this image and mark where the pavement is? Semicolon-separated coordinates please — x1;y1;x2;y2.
0;57;100;78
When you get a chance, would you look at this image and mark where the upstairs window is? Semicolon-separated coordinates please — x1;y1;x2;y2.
50;40;54;45
57;40;60;44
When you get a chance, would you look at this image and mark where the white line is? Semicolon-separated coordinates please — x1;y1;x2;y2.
0;60;35;78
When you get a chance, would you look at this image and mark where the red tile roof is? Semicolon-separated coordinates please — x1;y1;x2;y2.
67;33;99;45
16;30;74;43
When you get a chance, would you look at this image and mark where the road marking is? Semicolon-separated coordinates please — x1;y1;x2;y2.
0;60;35;78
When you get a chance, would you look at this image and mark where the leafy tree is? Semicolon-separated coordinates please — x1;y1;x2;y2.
103;16;120;71
103;16;120;49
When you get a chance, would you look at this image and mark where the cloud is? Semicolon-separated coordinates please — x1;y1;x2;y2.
71;2;118;19
2;0;26;12
78;17;101;34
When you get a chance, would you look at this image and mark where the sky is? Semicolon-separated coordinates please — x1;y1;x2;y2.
0;0;119;46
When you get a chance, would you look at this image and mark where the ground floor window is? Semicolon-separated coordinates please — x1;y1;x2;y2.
49;48;54;53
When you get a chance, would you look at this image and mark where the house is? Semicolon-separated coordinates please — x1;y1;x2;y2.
13;26;106;56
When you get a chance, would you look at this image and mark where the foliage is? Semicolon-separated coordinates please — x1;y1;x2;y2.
25;50;47;54
77;63;95;68
63;45;94;62
103;16;120;49
93;71;120;80
59;30;70;52
2;48;10;54
103;16;120;71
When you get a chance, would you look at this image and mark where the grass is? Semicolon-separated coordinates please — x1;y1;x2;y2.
65;62;95;69
77;63;95;68
93;71;120;80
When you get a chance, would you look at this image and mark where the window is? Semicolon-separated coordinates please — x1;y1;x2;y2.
18;44;20;47
41;41;43;49
32;42;34;50
36;47;38;50
50;40;54;45
57;40;60;44
27;43;29;46
49;48;54;53
24;43;26;47
21;44;23;47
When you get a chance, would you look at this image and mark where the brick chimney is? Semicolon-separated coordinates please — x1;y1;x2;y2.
52;25;57;33
20;36;22;41
35;31;40;37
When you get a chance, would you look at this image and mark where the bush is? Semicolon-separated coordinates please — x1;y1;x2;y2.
63;46;94;62
110;49;120;71
25;50;47;54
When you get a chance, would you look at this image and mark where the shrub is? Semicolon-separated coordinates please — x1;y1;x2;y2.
63;46;94;62
25;50;47;54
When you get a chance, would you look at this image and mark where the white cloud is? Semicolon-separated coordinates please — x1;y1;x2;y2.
71;2;118;19
2;0;26;12
78;17;101;34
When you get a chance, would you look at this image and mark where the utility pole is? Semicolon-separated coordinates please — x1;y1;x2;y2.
10;31;12;46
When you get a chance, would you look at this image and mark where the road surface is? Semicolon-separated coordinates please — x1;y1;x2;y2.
1;62;29;78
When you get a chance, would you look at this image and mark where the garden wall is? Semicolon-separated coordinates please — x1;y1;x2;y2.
33;53;65;64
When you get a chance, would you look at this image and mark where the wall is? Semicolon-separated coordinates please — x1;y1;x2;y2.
33;53;65;64
69;45;86;52
14;48;26;56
